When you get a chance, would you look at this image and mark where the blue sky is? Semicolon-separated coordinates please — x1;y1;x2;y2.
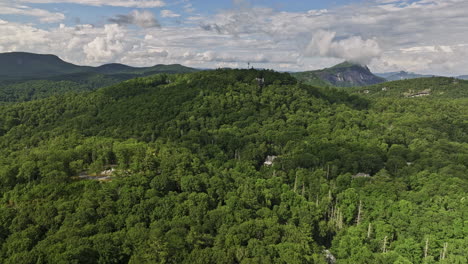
7;0;358;26
1;0;468;75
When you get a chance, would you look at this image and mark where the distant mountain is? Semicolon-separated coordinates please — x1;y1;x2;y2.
376;71;434;81
94;63;198;75
457;75;468;80
0;52;199;103
292;61;386;87
0;52;198;81
0;52;89;80
94;63;138;74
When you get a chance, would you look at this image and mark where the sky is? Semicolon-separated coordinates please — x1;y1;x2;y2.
1;0;467;75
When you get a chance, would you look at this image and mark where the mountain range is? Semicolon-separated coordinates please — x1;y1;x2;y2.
375;71;435;81
2;52;467;92
0;52;199;103
0;52;198;82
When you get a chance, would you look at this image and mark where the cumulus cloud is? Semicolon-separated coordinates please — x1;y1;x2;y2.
305;30;381;65
18;0;165;8
108;10;160;28
0;3;65;23
0;20;49;50
83;24;129;63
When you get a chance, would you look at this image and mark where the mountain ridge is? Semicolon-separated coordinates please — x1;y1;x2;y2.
0;52;199;103
375;71;435;81
0;52;198;81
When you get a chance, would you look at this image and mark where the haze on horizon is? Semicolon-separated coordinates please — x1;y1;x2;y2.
1;0;467;76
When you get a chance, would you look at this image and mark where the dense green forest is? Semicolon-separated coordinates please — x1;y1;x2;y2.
0;74;123;103
0;69;466;263
0;69;199;104
351;77;468;99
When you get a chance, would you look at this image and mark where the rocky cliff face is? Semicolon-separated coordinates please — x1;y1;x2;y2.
293;62;386;87
316;63;385;87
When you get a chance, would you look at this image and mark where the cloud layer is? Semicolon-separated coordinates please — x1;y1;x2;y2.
18;0;166;8
0;3;65;23
1;0;468;75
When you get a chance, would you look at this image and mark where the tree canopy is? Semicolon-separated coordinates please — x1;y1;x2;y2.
0;69;466;263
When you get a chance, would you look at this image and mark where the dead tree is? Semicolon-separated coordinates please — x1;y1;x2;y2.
356;200;362;225
382;236;388;253
424;238;429;258
367;223;372;238
441;242;448;260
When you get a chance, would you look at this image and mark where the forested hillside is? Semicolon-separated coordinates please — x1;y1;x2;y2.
351;77;468;99
0;69;466;263
0;74;126;103
0;52;199;103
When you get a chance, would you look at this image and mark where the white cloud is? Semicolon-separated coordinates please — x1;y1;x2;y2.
161;10;180;18
305;30;381;65
198;0;468;74
83;24;129;63
0;4;65;23
1;0;468;74
18;0;165;8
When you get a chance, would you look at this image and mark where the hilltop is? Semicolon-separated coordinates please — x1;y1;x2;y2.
292;62;386;87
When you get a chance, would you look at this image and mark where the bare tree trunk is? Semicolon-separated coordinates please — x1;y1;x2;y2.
356;200;362;225
382;236;388;253
424;238;429;258
441;242;448;260
367;223;372;238
338;210;343;229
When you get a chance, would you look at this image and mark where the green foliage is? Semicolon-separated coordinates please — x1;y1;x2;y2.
0;69;466;263
351;77;468;99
